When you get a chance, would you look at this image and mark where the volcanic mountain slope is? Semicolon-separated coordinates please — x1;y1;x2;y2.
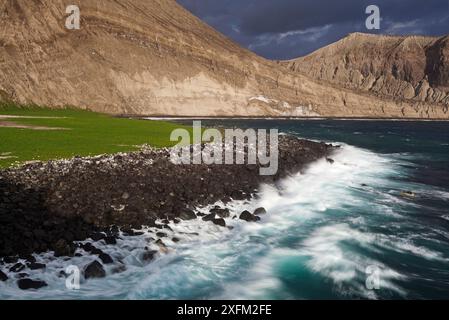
0;0;448;118
282;33;449;109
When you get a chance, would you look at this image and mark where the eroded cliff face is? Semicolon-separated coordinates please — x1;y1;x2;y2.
0;1;448;118
283;33;449;110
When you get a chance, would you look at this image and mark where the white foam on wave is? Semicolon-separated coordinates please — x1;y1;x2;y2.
301;223;406;298
217;145;412;299
422;189;449;201
377;235;448;262
303;224;369;282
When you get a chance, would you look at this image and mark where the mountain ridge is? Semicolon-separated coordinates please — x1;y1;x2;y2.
1;0;448;118
282;32;449;109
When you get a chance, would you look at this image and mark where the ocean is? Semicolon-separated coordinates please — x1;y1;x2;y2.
1;120;448;299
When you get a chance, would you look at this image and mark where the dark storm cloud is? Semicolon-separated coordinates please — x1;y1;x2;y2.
177;0;449;60
238;0;448;35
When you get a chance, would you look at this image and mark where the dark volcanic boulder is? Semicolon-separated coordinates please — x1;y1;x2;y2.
254;207;267;215
111;264;127;274
142;250;158;261
10;263;25;273
239;211;261;222
210;207;231;218
99;253;113;264
3;256;18;264
80;242;95;252
90;232;105;242
103;236;117;245
179;209;197;221
0;270;7;281
21;255;36;263
84;261;106;279
54;239;74;257
202;213;216;222
17;278;48;290
212;218;226;227
58;270;68;278
121;229;144;236
28;263;46;270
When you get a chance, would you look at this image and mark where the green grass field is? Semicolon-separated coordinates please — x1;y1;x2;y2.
0;102;190;168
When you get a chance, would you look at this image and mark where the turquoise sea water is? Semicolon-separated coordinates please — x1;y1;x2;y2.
1;120;448;300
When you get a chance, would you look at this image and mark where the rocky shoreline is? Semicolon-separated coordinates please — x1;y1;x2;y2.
0;135;335;288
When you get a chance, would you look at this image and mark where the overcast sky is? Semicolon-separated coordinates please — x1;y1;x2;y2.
177;0;449;60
